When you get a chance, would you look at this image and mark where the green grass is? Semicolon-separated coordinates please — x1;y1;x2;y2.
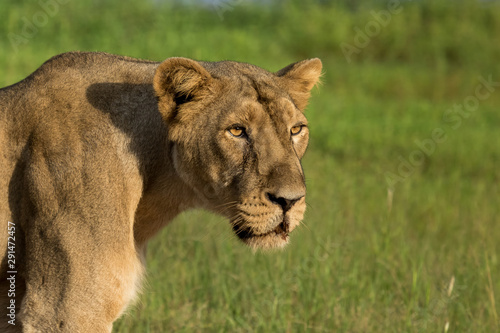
1;0;499;331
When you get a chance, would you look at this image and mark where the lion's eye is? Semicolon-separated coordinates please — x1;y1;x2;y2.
228;127;245;138
291;125;303;136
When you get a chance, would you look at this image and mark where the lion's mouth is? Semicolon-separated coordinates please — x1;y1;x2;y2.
233;217;290;241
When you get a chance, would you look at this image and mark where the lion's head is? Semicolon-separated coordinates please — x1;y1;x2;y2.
153;57;322;249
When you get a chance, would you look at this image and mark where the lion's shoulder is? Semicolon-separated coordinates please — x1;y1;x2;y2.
30;52;158;85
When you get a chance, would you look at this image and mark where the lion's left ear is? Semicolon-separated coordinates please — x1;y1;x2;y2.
153;57;213;122
276;58;322;110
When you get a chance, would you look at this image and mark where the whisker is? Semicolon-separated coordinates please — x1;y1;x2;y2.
217;204;238;216
212;203;239;218
214;201;239;210
200;218;225;242
202;207;239;236
299;219;311;232
231;216;249;237
220;216;246;243
200;209;239;242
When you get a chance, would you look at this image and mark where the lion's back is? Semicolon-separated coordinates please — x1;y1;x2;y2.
0;52;162;263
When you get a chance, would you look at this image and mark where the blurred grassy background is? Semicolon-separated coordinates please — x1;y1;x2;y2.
1;0;500;332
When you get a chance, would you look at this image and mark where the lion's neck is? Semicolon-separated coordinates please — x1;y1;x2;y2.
133;148;199;247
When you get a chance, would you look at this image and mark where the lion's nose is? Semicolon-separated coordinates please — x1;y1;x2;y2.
266;193;304;212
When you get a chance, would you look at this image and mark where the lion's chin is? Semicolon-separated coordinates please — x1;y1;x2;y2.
240;232;289;250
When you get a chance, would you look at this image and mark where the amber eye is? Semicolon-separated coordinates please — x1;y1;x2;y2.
228;127;245;137
291;125;303;136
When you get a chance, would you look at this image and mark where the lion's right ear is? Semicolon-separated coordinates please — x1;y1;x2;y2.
276;58;322;110
153;57;212;122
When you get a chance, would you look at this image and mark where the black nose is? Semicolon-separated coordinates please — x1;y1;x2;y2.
267;193;304;212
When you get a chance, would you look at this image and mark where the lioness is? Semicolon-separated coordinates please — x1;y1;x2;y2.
0;52;322;332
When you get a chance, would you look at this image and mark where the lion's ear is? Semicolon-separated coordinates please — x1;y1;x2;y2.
276;58;322;110
153;57;212;121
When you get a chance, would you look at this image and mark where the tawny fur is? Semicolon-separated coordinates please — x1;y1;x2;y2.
0;52;322;332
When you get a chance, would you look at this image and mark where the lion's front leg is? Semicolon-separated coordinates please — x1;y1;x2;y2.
18;214;143;333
